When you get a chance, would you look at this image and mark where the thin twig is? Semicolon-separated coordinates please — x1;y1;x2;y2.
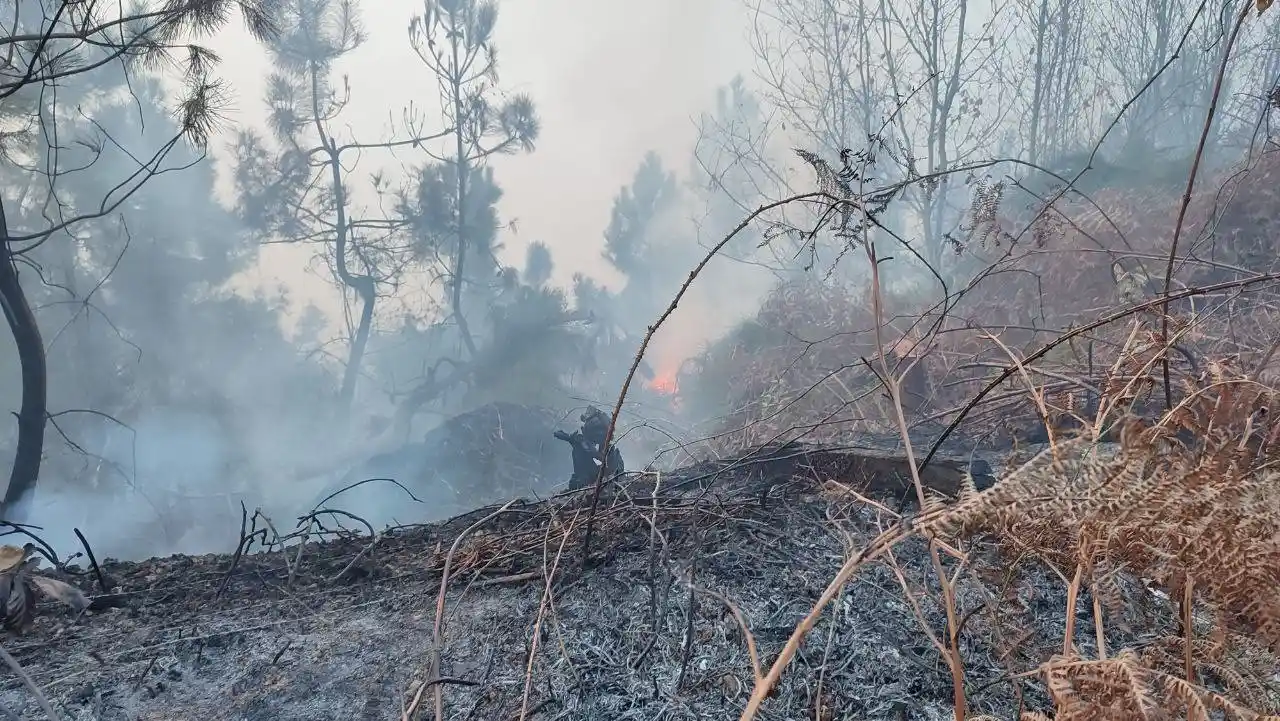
979;331;1058;456
738;525;909;719
328;531;381;583
0;642;61;721
429;499;518;721
865;240;968;721
216;503;251;599
813;588;841;721
1158;0;1253;409
924;272;1280;468
579;192;827;566
690;583;763;682
71;528;108;594
517;511;576;721
401;677;481;721
675;550;699;693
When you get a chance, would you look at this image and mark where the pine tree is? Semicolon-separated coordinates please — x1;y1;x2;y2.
0;0;277;515
404;0;539;360
232;0;444;414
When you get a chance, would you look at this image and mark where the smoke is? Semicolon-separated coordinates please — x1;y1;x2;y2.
19;410;238;560
12;350;453;563
8;0;1267;568
642;195;782;389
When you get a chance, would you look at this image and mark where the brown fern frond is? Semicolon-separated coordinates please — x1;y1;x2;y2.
1040;652;1159;720
918;374;1280;718
1033;650;1278;720
922;377;1280;652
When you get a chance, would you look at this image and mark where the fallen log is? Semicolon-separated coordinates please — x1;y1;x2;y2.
602;441;995;509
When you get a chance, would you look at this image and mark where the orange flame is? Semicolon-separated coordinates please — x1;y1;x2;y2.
649;371;678;395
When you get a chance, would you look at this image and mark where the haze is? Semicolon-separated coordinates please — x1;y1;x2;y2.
223;0;755;305
0;0;1276;563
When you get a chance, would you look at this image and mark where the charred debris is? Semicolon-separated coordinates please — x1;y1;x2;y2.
0;426;1112;721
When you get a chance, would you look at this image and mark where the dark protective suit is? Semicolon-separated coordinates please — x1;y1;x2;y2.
555;406;625;490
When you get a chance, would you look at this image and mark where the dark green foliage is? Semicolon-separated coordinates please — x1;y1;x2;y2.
464;281;594;406
365;0;602;428
1;26;331;503
400;162;504;282
523;242;554;288
603;151;680;280
231;131;311;237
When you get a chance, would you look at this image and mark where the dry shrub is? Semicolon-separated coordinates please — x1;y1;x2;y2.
679;267;1185;454
917;365;1280;719
679;275;915;452
1026;649;1280;721
940;145;1280;426
688;146;1280;454
953;145;1280;351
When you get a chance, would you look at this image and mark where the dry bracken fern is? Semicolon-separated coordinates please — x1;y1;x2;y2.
923;399;1280;647
1021;651;1280;721
918;372;1280;718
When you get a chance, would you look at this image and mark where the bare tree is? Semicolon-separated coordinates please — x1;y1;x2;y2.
876;0;1012;269
691;76;796;266
748;0;896;156
233;0;449;414
1092;0;1226;161
747;0;1010;271
1010;0;1092;165
1012;0;1276;171
0;0;277;516
407;0;538;360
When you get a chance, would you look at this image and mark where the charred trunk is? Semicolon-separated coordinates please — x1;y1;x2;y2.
0;203;47;517
338;278;376;412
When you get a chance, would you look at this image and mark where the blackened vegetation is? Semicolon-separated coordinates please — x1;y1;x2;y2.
338;402;574;507
0;442;1127;720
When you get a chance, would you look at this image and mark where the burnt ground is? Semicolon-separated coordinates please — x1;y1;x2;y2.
0;442;1168;721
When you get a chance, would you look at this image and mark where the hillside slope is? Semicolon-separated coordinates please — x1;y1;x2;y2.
0;443;1150;721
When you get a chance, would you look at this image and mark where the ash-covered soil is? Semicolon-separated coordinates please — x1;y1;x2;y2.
0;442;1166;721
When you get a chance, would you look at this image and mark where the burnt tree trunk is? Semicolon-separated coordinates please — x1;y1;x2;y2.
0;201;47;516
338;278;376;412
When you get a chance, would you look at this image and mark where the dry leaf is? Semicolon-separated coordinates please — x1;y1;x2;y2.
0;545;26;572
0;542;88;633
0;571;35;632
29;576;90;615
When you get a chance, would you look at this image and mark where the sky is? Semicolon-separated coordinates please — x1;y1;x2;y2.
208;0;759;313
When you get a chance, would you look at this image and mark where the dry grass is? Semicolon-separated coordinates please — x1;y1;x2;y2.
921;368;1280;718
718;138;1280;721
680;145;1280;459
